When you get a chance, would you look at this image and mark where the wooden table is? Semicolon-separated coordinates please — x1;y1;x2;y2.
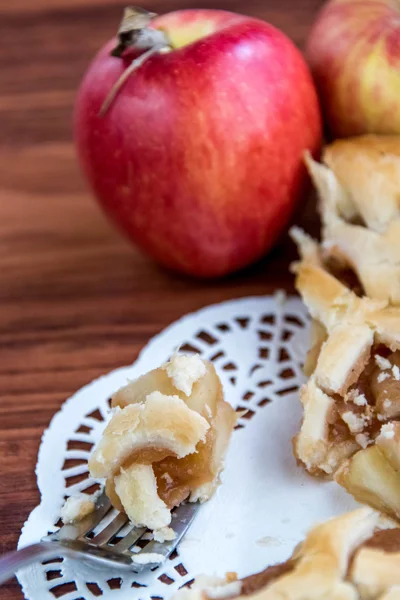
0;0;322;597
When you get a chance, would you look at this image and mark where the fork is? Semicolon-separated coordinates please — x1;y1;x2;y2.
0;490;200;585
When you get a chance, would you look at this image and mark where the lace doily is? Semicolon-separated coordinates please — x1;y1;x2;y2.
17;294;358;600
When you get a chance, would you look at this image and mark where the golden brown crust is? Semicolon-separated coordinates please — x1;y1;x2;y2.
303;136;400;305
88;392;210;478
323;135;400;232
314;324;373;396
173;509;400;600
291;212;400;514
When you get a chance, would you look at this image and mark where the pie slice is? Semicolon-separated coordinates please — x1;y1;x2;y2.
172;509;400;600
88;353;236;534
291;235;400;520
303;135;400;304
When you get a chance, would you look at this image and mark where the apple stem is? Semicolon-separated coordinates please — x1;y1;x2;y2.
99;46;165;116
99;6;172;116
111;6;158;57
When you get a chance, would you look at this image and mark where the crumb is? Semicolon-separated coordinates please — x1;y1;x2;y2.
353;393;367;406
393;365;400;381
164;353;206;396
160;472;173;486
256;536;283;547
375;355;392;371
61;493;96;524
132;552;165;565
378;372;390;383
355;433;370;449
379;423;395;440
206;582;243;599
341;411;368;434
193;576;227;589
383;399;392;409
153;527;176;543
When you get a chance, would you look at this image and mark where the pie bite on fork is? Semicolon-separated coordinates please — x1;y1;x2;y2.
87;353;236;536
290;232;400;520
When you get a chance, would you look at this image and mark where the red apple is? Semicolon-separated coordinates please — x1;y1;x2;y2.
307;0;400;138
75;9;321;277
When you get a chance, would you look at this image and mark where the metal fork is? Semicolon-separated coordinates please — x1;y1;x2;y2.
0;491;200;585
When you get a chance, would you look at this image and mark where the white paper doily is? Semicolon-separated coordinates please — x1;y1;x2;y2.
17;294;358;600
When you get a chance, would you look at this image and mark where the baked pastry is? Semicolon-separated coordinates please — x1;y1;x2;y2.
304;135;400;304
61;493;97;524
291;234;400;520
88;353;236;534
172;509;400;600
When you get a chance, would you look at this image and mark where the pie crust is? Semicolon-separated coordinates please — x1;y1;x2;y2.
304;135;400;305
88;353;237;532
172;509;400;600
290;227;400;520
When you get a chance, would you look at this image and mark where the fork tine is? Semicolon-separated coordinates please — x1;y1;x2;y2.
48;491;112;542
113;526;147;553
133;502;200;564
42;493;201;575
78;491;112;534
91;513;128;546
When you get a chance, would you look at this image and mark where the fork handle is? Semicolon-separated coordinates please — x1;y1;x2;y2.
0;542;68;585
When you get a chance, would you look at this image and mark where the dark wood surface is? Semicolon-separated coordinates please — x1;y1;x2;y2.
0;0;322;597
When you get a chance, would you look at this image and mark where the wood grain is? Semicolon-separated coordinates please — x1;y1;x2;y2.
0;1;321;597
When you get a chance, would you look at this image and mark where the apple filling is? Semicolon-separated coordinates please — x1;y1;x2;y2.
88;354;236;533
172;509;400;600
331;349;400;442
296;345;400;481
290;229;400;519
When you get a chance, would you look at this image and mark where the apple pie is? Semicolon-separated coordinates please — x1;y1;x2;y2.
304;135;400;304
88;353;236;534
172;509;400;600
290;232;400;520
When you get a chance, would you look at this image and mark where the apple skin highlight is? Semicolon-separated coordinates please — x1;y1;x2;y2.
75;9;321;277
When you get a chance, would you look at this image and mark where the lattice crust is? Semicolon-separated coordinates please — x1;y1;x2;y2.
172;509;400;600
291;235;400;520
303;135;400;305
20;295;357;600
